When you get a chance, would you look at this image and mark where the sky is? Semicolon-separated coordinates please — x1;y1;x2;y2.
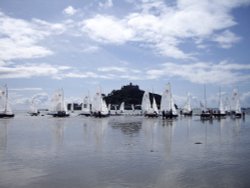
0;0;250;110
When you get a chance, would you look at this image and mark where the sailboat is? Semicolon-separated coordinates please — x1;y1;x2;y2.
119;102;125;115
0;84;14;118
160;83;178;119
224;96;231;115
79;96;92;116
92;90;109;118
200;85;212;120
48;88;69;117
182;93;192;116
141;91;158;117
213;88;226;118
28;98;40;116
231;89;242;118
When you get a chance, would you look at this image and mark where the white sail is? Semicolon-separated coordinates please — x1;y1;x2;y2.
82;96;91;114
183;93;191;113
92;90;109;115
0;85;13;115
152;97;159;114
171;95;178;115
224;96;231;113
160;83;172;112
101;98;109;115
92;92;101;112
119;102;125;112
50;88;67;112
141;91;152;112
131;104;135;111
232;89;241;114
30;98;38;114
218;90;225;114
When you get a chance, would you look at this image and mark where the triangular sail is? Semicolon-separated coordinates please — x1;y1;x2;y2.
152;97;158;114
160;83;172;112
218;89;225;114
0;85;13;114
119;102;125;112
92;89;109;115
183;93;191;113
30;98;38;114
82;96;91;114
51;88;67;112
232;89;241;114
141;91;152;112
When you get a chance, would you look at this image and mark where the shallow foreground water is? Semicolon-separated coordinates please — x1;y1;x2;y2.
0;113;250;188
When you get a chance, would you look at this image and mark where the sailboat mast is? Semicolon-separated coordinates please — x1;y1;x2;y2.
4;84;8;113
204;85;207;110
61;88;64;111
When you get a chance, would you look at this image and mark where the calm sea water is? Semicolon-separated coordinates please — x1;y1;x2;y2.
0;113;250;188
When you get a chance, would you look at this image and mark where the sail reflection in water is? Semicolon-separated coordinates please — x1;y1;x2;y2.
0;115;250;188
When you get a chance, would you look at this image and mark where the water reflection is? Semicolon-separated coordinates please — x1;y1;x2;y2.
111;117;142;135
142;118;173;159
0;115;249;188
51;119;65;149
82;118;109;150
0;119;9;152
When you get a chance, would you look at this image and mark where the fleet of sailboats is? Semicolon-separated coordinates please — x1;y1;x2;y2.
0;84;246;119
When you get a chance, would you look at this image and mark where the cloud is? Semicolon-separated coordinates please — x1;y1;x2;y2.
241;91;250;107
0;12;67;61
82;15;134;44
81;45;100;53
9;88;43;91
146;61;250;84
212;30;241;48
97;66;128;72
0;63;71;79
63;6;78;16
82;0;249;59
99;0;113;8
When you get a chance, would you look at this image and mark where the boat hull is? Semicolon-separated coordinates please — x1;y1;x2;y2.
51;111;70;118
0;113;15;118
92;112;110;118
144;113;159;118
183;111;193;116
162;111;178;119
200;113;213;120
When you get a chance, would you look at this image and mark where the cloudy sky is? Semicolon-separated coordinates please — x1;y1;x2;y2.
0;0;250;109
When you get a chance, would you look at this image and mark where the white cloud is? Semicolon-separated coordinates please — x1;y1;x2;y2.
82;0;249;59
82;15;134;44
213;30;241;48
0;63;71;79
81;45;100;53
146;61;250;84
0;14;53;61
98;66;128;72
63;72;113;79
0;12;68;62
9;88;43;91
63;6;78;16
99;0;113;8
